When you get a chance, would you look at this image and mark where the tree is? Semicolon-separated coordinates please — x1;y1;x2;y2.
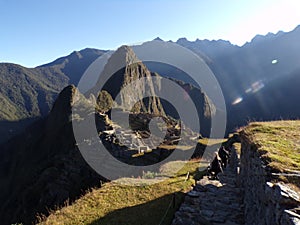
96;90;113;113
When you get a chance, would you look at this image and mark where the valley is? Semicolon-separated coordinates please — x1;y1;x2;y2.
1;25;300;225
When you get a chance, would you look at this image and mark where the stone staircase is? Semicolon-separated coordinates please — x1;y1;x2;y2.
172;146;244;225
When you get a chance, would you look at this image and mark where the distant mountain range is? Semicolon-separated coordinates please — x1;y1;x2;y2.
1;25;300;225
190;25;300;129
1;25;300;143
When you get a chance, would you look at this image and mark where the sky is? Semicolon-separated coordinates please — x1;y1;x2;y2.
1;0;300;67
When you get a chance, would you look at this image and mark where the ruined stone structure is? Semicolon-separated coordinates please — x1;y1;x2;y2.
172;136;300;225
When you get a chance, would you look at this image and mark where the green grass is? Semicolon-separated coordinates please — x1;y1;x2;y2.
38;160;205;225
241;120;300;174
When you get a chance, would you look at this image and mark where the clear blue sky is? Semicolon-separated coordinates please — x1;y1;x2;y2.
1;0;300;67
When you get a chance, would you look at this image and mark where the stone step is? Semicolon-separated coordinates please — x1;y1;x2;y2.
172;147;244;225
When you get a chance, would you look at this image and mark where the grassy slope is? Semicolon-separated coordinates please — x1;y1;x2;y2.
38;160;205;225
240;120;300;186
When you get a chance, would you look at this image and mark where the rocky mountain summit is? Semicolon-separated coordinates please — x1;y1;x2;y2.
0;45;212;224
93;45;166;116
95;45;215;136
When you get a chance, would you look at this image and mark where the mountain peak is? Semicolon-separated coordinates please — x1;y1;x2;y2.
47;85;77;129
92;45;166;115
70;51;83;59
78;48;107;55
177;37;188;43
98;45;140;79
153;37;163;41
116;45;138;65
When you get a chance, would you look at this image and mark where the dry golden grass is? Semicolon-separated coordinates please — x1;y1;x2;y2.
198;138;227;146
38;160;204;225
157;144;194;151
232;142;241;155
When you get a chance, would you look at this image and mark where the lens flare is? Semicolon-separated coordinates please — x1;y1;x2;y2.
232;97;243;105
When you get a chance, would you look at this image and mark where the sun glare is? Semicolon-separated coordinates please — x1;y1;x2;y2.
232;97;243;105
226;0;300;46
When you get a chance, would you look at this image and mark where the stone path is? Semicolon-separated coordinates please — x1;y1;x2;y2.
172;147;244;225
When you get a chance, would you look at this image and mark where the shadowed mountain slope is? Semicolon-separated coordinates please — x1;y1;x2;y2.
0;85;107;225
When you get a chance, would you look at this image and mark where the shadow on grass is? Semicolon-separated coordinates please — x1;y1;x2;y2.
88;191;185;225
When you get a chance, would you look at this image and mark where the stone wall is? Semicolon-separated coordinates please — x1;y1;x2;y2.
240;135;300;225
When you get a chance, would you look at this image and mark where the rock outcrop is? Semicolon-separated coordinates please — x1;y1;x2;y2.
92;46;165;116
92;45;215;136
